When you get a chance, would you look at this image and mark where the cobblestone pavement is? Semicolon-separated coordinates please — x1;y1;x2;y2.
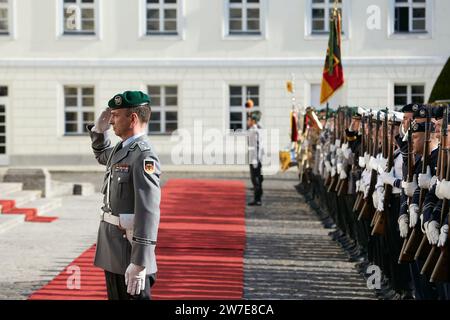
243;174;377;300
0;170;376;299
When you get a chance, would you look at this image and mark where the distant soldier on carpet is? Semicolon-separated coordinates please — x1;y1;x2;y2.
87;90;161;300
247;110;264;206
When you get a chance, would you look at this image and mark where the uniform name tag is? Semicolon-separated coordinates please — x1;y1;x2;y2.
114;164;130;173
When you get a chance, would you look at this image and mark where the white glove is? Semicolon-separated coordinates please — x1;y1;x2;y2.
398;214;409;238
364;152;370;169
331;158;336;166
92;108;111;133
339;169;347;180
380;168;396;186
429;175;438;189
368;156;377;171
337;163;343;174
335;139;341;148
372;191;379;209
336;148;343;157
125;263;146;296
343;148;352;160
341;143;348;151
331;166;336;177
363;183;370;199
438;224;448;247
377;190;385;212
355;180;361;192
377;157;388;174
251;160;258;169
358;156;366;168
409;203;419;228
436;180;450;200
324;160;332;173
418;166;432;190
402;176;418;197
426;221;440;245
330;144;336;152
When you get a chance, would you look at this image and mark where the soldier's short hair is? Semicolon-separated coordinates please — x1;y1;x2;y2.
127;104;151;123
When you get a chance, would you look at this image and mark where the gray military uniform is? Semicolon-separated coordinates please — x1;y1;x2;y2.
88;124;161;275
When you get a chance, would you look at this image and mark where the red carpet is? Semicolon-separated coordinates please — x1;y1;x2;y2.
28;179;246;300
0;200;58;223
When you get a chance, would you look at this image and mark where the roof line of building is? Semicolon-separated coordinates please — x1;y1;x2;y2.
0;56;446;68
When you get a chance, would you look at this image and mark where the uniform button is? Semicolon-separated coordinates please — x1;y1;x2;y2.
123;234;127;239
118;177;121;181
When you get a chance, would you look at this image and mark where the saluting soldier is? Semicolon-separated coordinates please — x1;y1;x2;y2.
88;90;161;300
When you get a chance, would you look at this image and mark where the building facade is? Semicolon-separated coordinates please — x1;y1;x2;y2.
0;0;448;166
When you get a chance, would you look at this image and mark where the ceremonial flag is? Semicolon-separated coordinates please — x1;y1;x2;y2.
320;9;344;104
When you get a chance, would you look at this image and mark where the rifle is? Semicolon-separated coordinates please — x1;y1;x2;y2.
422;105;448;276
328;107;342;192
372;109;394;235
358;111;380;221
353;110;366;213
399;122;416;264
430;104;450;283
403;108;432;260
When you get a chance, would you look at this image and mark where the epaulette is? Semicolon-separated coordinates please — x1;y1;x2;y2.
131;140;151;152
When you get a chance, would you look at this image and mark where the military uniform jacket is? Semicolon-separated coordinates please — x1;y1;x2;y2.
88;125;161;275
248;124;263;166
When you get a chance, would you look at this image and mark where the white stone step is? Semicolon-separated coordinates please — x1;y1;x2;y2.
0;215;25;234
50;180;74;198
22;197;62;216
0;182;24;197
0;190;43;208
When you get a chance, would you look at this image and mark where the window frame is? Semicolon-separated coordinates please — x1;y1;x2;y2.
228;84;260;131
63;85;95;136
139;0;184;40
57;0;102;39
305;0;350;40
147;85;179;135
388;0;433;39
0;0;16;39
223;0;267;40
393;83;426;108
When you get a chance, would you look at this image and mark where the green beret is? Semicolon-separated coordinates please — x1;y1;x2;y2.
108;91;151;109
249;110;262;122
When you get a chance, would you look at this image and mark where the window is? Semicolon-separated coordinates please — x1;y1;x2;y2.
64;86;95;135
394;0;427;33
62;0;96;35
229;85;259;130
311;0;342;34
146;0;178;35
0;86;7;155
227;0;261;35
147;86;178;134
0;0;10;35
394;84;425;107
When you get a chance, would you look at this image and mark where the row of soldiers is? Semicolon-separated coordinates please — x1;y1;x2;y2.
297;103;450;300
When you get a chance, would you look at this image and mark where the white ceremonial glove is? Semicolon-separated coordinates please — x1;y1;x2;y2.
331;158;336;166
402;176;418;197
92;108;112;133
364;152;370;169
335;139;341;148
336;148;343;157
331;166;336;177
438;225;449;247
358;156;366;168
251;159;258;169
368;156;377;171
330;144;336;152
337;163;343;174
355;180;361;192
380;168;396;186
429;175;438;189
125;263;146;296
377;190;385;212
377;157;388;174
418;166;432;190
398;214;409;238
339;169;347;180
363;183;370;199
372;191;379;209
436;180;450;200
409;203;419;228
325;160;332;173
426;221;440;245
341;143;348;152
343;148;352;160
